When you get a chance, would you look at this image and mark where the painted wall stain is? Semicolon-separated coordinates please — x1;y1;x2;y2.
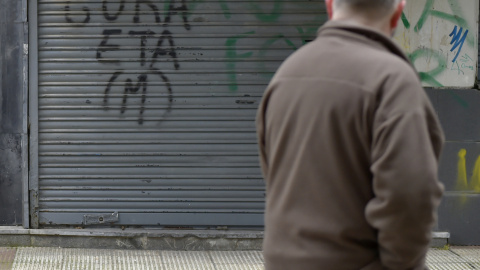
456;149;480;204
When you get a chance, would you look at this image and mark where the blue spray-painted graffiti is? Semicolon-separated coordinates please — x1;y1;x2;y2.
449;26;469;63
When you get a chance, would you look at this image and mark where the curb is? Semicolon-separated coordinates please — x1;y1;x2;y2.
0;227;263;251
0;227;448;250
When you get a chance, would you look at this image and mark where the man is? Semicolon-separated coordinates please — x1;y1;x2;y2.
256;0;445;269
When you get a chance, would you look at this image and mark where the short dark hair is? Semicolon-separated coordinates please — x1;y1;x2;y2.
334;0;400;13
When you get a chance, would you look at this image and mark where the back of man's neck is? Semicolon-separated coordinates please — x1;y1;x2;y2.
330;16;391;37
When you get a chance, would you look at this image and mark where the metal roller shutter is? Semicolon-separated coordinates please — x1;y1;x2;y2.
30;0;326;228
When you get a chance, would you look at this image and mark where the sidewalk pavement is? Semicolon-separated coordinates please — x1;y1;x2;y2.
0;246;479;270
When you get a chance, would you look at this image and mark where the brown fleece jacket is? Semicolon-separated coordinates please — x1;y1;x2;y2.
256;20;444;270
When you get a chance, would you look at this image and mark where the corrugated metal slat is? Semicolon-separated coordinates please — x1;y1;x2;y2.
35;0;326;227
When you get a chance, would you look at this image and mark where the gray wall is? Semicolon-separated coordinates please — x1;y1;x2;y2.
425;14;480;245
426;88;480;245
0;0;25;225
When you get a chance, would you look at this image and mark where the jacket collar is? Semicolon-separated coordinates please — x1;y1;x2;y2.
317;20;411;65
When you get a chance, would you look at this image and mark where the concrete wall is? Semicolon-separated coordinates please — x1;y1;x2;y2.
394;0;479;88
0;0;25;225
425;88;480;245
393;0;480;245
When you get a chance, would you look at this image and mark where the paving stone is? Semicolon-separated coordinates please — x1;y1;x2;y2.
426;249;469;263
161;251;214;270
212;264;264;270
427;263;476;270
210;251;264;264
450;248;480;264
0;247;16;270
7;247;480;270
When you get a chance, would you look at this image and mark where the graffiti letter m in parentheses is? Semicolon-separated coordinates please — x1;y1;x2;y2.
449;25;468;63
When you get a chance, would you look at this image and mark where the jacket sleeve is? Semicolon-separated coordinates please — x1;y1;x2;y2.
365;69;444;269
256;84;274;179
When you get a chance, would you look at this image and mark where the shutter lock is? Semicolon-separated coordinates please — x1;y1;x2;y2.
83;212;119;225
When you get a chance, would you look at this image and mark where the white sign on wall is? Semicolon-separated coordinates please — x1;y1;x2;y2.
394;0;479;88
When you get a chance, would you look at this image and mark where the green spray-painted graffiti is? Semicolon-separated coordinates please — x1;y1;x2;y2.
296;15;326;45
400;0;474;87
187;1;323;91
408;49;447;87
225;32;256;92
225;33;319;92
225;32;300;92
401;12;410;29
222;2;323;91
257;34;298;78
412;0;473;46
249;0;283;22
219;0;231;19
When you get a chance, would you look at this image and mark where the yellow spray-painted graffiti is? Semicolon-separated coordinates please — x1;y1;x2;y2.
456;149;480;192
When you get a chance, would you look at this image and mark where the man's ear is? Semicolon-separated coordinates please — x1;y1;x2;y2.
390;0;406;29
326;0;334;19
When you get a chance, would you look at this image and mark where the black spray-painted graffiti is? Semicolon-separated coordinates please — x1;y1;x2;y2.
100;30;178;124
64;2;90;24
65;1;190;124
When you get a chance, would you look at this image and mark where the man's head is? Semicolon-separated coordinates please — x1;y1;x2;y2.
325;0;405;36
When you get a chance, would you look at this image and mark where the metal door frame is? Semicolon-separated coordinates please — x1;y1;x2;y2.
28;0;39;229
